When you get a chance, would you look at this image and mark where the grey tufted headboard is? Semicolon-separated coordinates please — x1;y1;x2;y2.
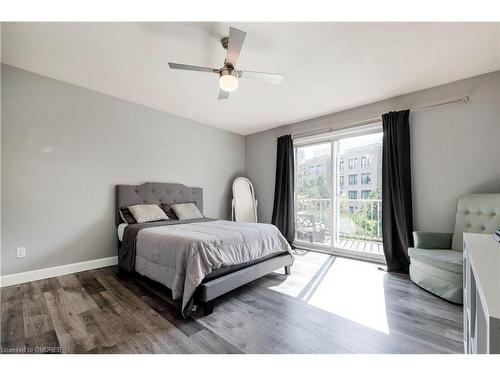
115;182;203;225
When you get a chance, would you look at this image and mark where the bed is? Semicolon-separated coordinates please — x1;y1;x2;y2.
116;182;294;318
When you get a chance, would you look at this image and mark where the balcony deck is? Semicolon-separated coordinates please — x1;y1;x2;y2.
333;238;384;255
297;237;384;257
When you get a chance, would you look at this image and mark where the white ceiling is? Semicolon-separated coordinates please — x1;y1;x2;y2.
2;22;499;135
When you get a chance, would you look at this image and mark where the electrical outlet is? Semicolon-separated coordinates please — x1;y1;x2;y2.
16;247;26;258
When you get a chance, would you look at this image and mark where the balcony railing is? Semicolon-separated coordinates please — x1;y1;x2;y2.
297;197;382;244
338;198;382;242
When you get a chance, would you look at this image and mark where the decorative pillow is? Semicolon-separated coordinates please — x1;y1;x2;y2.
160;203;179;220
171;202;204;220
119;207;137;224
127;204;168;223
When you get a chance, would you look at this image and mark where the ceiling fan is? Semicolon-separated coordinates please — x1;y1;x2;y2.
168;27;284;100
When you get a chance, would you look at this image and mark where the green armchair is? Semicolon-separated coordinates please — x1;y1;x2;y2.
408;194;500;304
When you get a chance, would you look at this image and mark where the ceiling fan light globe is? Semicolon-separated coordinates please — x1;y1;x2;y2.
219;74;238;92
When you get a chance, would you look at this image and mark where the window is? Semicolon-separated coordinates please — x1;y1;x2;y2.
339;175;344;186
361;173;371;184
348;158;357;169
339;161;344;171
348;174;357;185
361;156;371;169
361;190;371;199
348;190;358;199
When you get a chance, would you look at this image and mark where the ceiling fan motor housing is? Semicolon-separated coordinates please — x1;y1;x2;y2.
219;65;237;78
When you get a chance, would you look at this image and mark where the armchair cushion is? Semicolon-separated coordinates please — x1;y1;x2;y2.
408;248;463;274
413;231;452;250
410;260;463;304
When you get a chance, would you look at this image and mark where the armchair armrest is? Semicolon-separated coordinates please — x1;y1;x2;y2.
413;231;452;250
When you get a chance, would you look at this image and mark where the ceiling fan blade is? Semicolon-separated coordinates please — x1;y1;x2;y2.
238;70;284;85
168;62;219;73
225;27;247;66
218;90;230;100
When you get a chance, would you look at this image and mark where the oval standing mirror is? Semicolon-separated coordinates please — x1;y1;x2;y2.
232;177;258;223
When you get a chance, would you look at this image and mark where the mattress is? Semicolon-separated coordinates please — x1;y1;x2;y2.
117;223;127;242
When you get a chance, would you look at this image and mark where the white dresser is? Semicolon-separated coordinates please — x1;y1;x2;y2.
463;233;500;354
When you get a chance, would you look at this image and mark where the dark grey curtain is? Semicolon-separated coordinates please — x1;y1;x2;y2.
272;135;295;245
382;110;413;272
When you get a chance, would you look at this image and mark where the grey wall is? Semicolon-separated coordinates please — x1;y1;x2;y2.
246;71;500;233
1;64;245;275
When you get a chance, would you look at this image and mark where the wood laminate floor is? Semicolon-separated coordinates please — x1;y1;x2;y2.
0;251;463;354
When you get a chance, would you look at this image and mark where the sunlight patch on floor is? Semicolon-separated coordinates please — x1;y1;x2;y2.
306;257;389;334
268;252;390;334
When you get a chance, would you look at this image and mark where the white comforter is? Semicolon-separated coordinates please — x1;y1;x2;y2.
134;220;293;316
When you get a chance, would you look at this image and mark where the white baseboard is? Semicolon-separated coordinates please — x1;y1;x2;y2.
0;256;118;287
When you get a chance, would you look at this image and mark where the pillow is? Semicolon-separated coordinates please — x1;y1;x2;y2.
171;202;204;220
119;207;137;224
127;204;168;223
160;203;179;220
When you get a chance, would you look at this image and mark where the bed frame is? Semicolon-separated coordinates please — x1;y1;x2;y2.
116;182;293;316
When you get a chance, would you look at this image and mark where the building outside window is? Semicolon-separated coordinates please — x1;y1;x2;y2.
339;161;344;171
348;190;357;199
348;158;357;169
348;174;357;185
361;173;371;184
316;164;324;177
361;190;371;199
361;155;371;169
339;175;344;186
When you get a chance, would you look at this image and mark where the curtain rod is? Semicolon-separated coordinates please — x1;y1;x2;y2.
275;95;470;141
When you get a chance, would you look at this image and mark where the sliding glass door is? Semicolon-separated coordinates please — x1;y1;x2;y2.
294;125;384;262
295;142;332;246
